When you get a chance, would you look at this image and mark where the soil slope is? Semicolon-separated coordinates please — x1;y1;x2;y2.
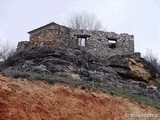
0;75;160;120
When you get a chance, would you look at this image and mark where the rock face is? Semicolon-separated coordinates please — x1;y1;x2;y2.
7;46;120;83
108;53;155;83
3;46;160;101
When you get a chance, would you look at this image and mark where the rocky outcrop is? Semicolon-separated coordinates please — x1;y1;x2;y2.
108;53;156;83
2;45;160;101
6;46;121;84
108;53;160;99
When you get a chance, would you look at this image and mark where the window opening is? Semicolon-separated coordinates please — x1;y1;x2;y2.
78;37;86;46
108;38;117;49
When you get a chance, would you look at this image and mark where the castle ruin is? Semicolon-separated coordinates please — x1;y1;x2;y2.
17;22;134;56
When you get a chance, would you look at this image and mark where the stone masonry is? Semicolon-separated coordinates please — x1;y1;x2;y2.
17;22;134;56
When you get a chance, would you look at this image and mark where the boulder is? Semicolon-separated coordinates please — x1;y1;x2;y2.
32;64;50;73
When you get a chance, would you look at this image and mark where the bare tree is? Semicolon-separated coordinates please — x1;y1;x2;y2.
0;41;16;61
143;49;160;73
68;12;102;30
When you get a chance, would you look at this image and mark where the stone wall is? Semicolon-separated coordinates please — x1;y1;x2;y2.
17;22;70;52
69;29;134;56
17;41;29;52
17;22;134;56
28;23;70;47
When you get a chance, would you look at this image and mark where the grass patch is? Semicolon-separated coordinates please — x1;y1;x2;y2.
112;86;160;109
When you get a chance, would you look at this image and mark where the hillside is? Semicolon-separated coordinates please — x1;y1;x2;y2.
0;45;160;119
0;75;160;120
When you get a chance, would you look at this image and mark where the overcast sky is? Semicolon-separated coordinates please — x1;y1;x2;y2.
0;0;160;59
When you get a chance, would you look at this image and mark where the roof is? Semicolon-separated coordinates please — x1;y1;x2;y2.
28;22;61;34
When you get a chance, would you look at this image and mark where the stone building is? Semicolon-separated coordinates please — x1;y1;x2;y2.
17;22;134;56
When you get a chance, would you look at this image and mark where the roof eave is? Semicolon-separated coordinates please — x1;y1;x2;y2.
27;22;59;34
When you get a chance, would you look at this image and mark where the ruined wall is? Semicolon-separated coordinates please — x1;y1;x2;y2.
17;41;29;52
27;23;70;49
70;29;134;56
17;22;134;57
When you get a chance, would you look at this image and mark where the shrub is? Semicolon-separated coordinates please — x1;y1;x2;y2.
0;41;16;61
143;49;160;74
